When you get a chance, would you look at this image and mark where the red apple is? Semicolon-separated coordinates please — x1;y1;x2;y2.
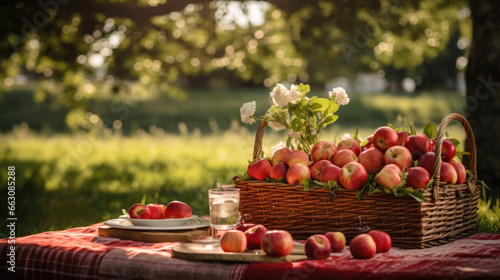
270;162;289;181
450;160;467;184
248;158;272;181
165;201;192;218
319;165;342;185
375;164;402;190
337;138;361;156
417;152;436;175
261;230;294;257
147;204;167;219
285;150;310;166
404;133;431;161
384;145;413;172
440;162;458;184
441;139;457;162
339;162;368;190
220;230;247;253
324;231;346;252
362;135;374;151
373;126;398;152
367;230;392;253
397;130;409;146
430;138;436;152
311;141;337;163
128;203;152;219
305;234;332;260
349;233;376;259
358;147;385;174
286;163;311;185
245;225;268;250
272;147;292;166
406;167;430;189
311;160;334;181
333;149;358;168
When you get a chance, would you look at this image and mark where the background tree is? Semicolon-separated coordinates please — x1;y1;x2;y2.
1;0;496;191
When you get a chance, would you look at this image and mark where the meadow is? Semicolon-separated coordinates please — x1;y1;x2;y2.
0;88;498;237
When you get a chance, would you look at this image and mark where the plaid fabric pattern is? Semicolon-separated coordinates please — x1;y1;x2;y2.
1;224;499;280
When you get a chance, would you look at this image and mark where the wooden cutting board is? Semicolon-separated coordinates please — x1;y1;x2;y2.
98;226;211;242
172;241;307;263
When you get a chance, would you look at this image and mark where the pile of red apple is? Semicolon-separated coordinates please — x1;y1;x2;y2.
223;223;391;260
128;201;192;219
247;125;467;194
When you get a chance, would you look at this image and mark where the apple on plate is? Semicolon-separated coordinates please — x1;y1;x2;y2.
450;160;467;184
333;149;358;168
404;133;431;161
261;230;294;257
339;162;368;190
373;126;398;152
440;162;458;184
358;147;384;174
324;231;346;252
245;225;268;250
384;146;413;171
305;234;332;260
128;203;152;219
285;150;310;166
286;163;311;185
311;160;334;181
165;201;192;218
441;139;457;162
248;158;272;181
147;204;167;219
397;131;409;146
272;147;292;166
349;233;376;259
319;164;342;185
417;151;436;175
367;230;391;253
220;230;247;253
337;138;361;156
311;141;337;163
405;167;430;189
270;162;288;181
375;164;402;190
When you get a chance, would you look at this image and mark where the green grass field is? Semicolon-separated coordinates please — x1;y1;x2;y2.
0;88;498;237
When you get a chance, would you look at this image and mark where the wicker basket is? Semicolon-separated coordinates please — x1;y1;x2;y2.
234;113;481;249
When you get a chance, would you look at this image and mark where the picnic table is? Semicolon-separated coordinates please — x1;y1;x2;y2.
1;223;499;280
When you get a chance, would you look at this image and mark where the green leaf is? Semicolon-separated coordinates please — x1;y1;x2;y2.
286;136;292;149
357;184;370;200
325;100;340;115
423;122;438;139
317;114;339;128
290;117;302;131
303;178;313;191
448;138;460;145
360;139;369;147
405;117;417;135
308;98;330;113
297;83;310;94
239;172;254;182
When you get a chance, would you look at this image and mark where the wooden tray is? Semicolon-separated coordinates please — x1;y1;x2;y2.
172;241;306;263
98;226;211;242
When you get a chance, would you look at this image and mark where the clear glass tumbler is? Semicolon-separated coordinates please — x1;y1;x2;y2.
208;186;240;238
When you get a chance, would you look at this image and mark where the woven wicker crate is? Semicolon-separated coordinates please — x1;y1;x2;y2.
234;113;482;249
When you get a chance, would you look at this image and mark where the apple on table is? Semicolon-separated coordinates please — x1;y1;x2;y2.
349;233;376;259
220;230;247;253
305;234;331;260
325;231;346;252
261;230;294;257
245;225;268;250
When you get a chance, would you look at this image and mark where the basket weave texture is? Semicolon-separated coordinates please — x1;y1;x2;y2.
234;113;481;249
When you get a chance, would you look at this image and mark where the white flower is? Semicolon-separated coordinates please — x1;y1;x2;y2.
288;130;302;139
288;84;302;104
268;121;286;130
329;87;349;105
270;83;290;107
271;141;287;154
341;133;352;140
240;101;256;124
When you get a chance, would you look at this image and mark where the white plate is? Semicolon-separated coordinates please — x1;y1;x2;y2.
104;217;211;231
119;215;198;227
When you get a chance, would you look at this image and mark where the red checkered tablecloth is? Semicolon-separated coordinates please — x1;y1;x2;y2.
1;223;499;280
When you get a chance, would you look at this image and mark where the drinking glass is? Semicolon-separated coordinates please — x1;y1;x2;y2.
208;185;240;238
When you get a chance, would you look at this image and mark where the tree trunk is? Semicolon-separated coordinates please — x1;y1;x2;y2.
466;0;500;197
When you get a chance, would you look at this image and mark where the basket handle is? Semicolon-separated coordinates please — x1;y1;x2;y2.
253;121;268;160
432;113;477;198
